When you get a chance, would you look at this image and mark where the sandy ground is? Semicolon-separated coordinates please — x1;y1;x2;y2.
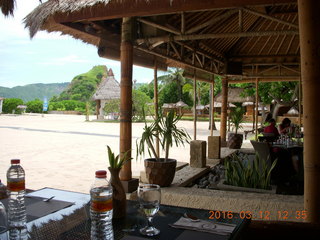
0;113;254;194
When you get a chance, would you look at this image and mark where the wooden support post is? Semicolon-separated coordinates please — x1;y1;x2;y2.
220;77;228;145
154;59;160;157
119;17;133;181
299;77;302;128
193;71;197;140
255;78;259;140
96;100;100;120
210;79;215;135
298;0;320;223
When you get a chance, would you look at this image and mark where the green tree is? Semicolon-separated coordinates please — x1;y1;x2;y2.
26;99;43;113
104;99;120;114
133;89;152;121
2;98;24;114
232;81;299;121
138;83;154;100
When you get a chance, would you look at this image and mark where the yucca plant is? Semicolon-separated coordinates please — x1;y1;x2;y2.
136;108;191;162
107;145;131;169
224;153;277;190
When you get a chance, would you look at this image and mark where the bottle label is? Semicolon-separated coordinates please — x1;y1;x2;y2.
91;197;113;212
7;179;25;191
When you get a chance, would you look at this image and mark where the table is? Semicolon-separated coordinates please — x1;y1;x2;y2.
1;188;249;240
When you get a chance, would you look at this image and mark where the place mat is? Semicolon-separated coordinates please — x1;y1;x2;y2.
175;230;227;240
0;196;73;222
170;217;236;235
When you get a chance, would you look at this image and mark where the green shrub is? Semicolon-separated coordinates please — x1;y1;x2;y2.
224;153;277;190
2;98;24;114
26;99;43;113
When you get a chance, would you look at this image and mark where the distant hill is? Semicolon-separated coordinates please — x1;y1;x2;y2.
58;65;108;101
0;83;69;102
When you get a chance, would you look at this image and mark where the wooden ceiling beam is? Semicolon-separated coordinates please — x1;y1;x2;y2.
136;30;298;44
134;45;216;75
137;18;181;35
229;78;299;83
242;7;298;29
242;75;299;78
169;42;181;59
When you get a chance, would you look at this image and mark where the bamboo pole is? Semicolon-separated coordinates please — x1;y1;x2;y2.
119;17;133;181
299;76;302;128
298;0;320;223
210;79;215;136
255;78;259;140
136;30;298;45
220;77;228;144
193;70;197;140
154;59;160;157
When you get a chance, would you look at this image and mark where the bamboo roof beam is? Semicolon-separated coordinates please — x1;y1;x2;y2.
134;45;215;75
136;30;298;44
242;7;299;29
229;78;299;83
169;42;181;59
137;18;181;35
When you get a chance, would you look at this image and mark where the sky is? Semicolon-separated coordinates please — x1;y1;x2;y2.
0;1;164;88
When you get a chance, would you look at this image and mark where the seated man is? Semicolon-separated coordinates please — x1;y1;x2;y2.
264;118;279;136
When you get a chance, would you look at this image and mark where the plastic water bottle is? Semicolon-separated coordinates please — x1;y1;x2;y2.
7;159;27;240
90;170;114;240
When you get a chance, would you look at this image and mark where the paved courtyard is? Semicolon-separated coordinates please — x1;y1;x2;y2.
0;113;254;193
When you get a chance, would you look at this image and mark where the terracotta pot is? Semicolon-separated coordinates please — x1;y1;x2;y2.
144;158;177;187
228;133;243;149
108;167;126;218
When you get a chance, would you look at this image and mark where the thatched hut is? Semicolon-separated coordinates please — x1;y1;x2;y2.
92;68;120;120
215;87;254;103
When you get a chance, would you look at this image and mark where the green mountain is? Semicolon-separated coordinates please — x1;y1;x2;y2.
58;65;108;101
0;83;69;102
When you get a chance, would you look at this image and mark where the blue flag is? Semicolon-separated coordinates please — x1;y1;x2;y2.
43;97;48;112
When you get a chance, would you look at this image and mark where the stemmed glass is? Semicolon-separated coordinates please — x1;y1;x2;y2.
138;184;161;236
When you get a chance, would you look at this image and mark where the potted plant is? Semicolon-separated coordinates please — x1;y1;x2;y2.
136;109;190;187
228;107;245;149
107;145;131;218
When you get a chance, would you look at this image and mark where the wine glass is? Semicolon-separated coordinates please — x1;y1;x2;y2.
138;184;161;236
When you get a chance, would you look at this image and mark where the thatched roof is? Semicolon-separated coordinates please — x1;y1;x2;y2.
205;102;236;108
287;107;299;115
215;88;254;103
92;68;120;101
23;0;299;81
175;100;188;107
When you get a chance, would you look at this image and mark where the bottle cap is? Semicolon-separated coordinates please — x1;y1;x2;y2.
95;170;107;178
11;159;20;164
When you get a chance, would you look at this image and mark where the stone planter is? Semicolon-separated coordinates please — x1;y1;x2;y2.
144;158;177;187
217;179;276;194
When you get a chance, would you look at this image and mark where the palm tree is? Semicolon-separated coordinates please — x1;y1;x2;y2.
0;0;16;16
159;68;186;101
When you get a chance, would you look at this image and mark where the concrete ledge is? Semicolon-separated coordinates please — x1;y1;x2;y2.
160;187;303;222
171;166;210;187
